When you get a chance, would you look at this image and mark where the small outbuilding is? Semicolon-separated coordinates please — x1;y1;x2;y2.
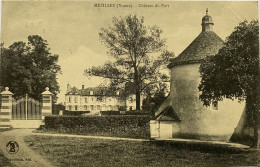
150;106;180;138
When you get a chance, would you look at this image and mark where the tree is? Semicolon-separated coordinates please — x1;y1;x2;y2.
142;82;169;117
198;20;259;148
85;15;173;110
1;35;61;101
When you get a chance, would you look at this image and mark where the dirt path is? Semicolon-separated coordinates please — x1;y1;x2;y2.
0;129;54;167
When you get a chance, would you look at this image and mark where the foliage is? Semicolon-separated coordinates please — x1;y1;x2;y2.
1;35;61;101
44;115;151;138
52;103;65;115
85;15;173;110
45;115;151;129
199;20;259;147
100;110;151;115
142;82;169;115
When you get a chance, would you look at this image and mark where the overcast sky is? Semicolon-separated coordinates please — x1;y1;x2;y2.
1;1;258;103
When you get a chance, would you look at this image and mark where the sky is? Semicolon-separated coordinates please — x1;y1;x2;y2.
1;1;259;103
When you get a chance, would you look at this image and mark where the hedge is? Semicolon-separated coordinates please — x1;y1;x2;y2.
62;110;90;116
45;115;151;129
100;110;151;116
44;115;152;139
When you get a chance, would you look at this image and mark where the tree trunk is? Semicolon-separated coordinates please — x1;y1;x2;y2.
134;65;141;111
136;90;141;111
248;87;260;148
253;122;259;148
253;65;260;149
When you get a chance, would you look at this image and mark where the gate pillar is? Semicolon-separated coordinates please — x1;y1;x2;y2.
0;87;13;128
42;87;53;120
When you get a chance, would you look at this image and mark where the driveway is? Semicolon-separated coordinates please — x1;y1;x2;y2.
0;129;54;167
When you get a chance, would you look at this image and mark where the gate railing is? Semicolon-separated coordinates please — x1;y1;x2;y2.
12;94;42;120
0;87;53;128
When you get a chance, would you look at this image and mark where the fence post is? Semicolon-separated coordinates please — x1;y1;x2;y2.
0;87;13;128
42;87;53;120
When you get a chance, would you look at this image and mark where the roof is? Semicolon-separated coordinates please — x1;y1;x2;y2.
202;15;213;25
156;106;180;121
168;31;224;68
66;87;120;96
81;87;119;96
66;87;81;95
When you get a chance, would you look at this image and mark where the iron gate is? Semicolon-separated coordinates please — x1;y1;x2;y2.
12;94;42;120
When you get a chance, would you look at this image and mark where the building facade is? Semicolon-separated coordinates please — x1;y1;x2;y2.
65;84;137;113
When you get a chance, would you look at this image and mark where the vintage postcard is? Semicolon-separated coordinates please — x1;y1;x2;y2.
0;0;259;166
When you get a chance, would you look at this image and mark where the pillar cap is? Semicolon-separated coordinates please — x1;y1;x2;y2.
42;87;53;95
0;87;13;95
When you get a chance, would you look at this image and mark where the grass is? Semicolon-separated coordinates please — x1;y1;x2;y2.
35;127;150;139
24;135;260;167
0;128;13;166
0;150;13;167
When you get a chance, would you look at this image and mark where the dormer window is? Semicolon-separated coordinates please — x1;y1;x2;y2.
212;101;218;110
90;91;94;95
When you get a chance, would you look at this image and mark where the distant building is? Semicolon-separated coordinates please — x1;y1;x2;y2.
65;83;139;113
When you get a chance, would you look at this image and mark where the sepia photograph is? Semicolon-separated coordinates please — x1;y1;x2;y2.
0;0;259;166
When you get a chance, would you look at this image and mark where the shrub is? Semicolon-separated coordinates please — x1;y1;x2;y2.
62;110;90;116
100;110;151;116
44;115;152;138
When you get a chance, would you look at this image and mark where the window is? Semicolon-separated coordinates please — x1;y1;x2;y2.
74;96;78;103
75;105;78;111
91;98;94;102
97;105;101;110
84;105;88;111
85;98;88;103
90;105;94;110
90;91;94;95
68;97;71;103
212;101;218;110
69;105;72;111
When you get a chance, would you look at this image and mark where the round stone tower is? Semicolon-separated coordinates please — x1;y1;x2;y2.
154;10;246;141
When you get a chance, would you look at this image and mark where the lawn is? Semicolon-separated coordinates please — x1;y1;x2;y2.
0;128;13;167
35;127;150;139
0;149;13;167
24;135;260;167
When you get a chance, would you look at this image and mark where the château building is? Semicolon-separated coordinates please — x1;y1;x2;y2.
65;83;138;114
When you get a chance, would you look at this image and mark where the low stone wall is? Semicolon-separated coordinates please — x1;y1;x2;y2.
10;120;44;128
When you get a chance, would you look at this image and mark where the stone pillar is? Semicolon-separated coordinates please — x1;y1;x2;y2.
0;87;13;128
42;87;53;120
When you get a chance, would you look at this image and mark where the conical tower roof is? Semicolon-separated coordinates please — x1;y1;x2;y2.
168;9;224;68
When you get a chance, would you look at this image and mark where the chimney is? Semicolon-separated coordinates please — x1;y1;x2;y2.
67;83;71;92
82;85;85;90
